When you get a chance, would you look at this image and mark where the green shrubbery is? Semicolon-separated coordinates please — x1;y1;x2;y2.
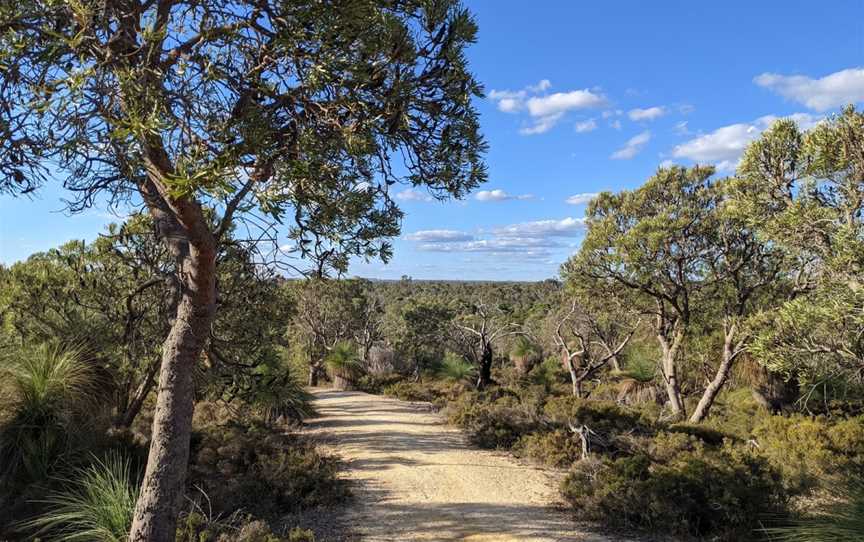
562;442;786;540
189;406;347;518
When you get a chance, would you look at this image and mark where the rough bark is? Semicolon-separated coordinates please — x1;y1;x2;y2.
475;343;494;390
128;163;217;540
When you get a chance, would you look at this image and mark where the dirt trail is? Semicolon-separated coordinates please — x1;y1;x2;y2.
304;389;615;542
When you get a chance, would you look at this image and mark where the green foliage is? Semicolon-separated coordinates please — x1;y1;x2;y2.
0;343;97;484
562;443;786;540
188;414;347;517
752;414;864;492
445;391;534;449
19;451;139;542
437;352;476;382
176;512;315;542
514;430;582;468
325;342;362;377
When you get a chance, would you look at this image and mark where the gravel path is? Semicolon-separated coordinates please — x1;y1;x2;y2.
303;388;614;542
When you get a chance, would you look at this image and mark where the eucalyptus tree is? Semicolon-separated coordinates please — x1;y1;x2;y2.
687;179;785;422
732;108;864;392
0;1;486;537
288;278;370;386
552;290;642;398
563;166;719;418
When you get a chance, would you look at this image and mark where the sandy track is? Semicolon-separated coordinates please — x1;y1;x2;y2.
303;389;614;542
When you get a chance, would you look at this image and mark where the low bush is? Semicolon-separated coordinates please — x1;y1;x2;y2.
188;413;347;518
753;414;864;492
176;512;316;542
562;444;787;540
445;391;534;449
355;372;404;394
514;430;582;467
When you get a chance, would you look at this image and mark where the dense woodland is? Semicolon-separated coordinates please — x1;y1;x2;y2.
1;1;863;541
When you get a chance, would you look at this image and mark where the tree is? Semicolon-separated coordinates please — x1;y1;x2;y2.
564;166;719;418
687;180;784;422
452;301;521;389
732;108;864;394
390;299;453;379
553;298;640;398
289;278;369;386
0;2;486;537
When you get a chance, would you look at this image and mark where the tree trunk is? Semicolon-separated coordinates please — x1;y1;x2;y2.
116;360;159;428
690;323;738;423
658;328;686;418
129;234;216;541
475;343;493;390
308;362;320;386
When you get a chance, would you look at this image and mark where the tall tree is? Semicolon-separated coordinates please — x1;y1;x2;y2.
564;166;719;418
732;108;864;392
0;1;486;538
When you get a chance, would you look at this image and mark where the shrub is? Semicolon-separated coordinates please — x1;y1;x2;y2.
325;342;364;390
562;445;787;540
176;511;316;542
514;430;583;467
543;396;654;437
753;414;863;492
188;419;347;517
355;372;404;394
19;451;139;542
445;392;534;449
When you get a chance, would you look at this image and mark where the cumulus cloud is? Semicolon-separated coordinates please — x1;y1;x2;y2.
475;189;534;202
394;188;433;202
491;217;585;238
609;119;622;130
489;80;607;135
574;119;598;133
525;90;607;117
671;113;821;167
754;68;864;111
628;106;666;121
404;230;474;242
565;193;600;205
611;131;651;160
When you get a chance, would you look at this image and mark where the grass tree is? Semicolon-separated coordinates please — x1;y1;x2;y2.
0;1;486;538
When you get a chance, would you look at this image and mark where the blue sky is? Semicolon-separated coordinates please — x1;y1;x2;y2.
2;1;863;280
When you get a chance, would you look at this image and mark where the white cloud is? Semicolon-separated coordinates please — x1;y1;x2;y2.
754;67;864;111
475;189;534;202
611;131;651;160
490;81;607;135
525;90;607;117
659;159;676;168
418;238;561;255
491;217;585;238
609;119;622;130
671;113;821;166
565;193;599;206
519;113;564;135
678;104;695;115
404;230;474;242
394;188;433;202
574;119;598;133
602;109;623;119
628;106;666;121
